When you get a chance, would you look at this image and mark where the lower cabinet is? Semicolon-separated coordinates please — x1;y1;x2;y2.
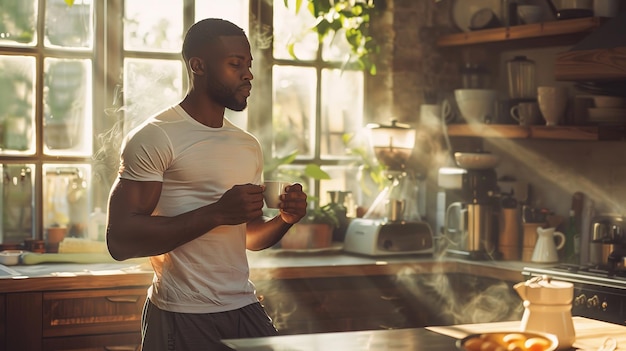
255;273;522;335
4;288;146;351
255;275;436;335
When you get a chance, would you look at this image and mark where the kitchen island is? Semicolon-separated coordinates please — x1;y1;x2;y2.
0;250;572;350
222;317;626;350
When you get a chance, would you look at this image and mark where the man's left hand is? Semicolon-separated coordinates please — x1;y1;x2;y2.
278;183;307;224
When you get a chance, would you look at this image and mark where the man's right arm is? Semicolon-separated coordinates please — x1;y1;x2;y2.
106;178;266;261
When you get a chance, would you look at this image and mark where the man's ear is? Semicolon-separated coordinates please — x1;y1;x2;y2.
189;57;205;75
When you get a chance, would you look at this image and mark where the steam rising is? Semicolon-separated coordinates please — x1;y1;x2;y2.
395;266;522;326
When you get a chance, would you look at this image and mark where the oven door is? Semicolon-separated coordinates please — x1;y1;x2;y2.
572;284;626;325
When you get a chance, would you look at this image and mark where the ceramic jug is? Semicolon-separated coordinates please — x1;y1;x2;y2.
531;227;565;263
514;276;575;349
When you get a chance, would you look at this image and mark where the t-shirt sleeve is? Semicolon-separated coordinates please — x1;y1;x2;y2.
119;123;173;182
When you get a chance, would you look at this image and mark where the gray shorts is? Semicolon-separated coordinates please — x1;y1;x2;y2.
141;299;278;351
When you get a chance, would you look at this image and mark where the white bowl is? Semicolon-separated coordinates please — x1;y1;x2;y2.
593;95;624;108
457;331;558;351
454;89;498;123
454;152;500;169
0;250;23;265
518;5;543;24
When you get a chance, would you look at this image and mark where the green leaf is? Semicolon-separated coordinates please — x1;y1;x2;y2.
304;163;331;180
264;150;298;175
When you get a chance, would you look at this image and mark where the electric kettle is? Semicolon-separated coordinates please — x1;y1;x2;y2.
514;275;575;349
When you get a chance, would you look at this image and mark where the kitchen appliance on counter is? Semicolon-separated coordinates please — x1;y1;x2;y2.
522;265;626;326
444;152;501;260
343;120;433;256
514;275;576;349
589;214;626;272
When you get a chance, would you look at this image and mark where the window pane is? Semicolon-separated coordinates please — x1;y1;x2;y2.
272;65;316;159
0;55;36;154
320;69;363;157
45;0;93;49
195;1;249;33
273;0;318;60
43;165;91;244
44;58;93;156
1;164;35;244
0;0;37;45
43;59;92;154
123;58;183;134
124;0;183;52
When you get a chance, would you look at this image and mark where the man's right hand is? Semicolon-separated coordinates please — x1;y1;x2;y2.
214;184;265;225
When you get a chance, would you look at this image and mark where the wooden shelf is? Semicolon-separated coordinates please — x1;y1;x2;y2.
445;124;625;141
555;46;626;80
437;17;605;47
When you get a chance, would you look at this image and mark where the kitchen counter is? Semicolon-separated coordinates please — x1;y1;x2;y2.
246;248;532;282
0;248;534;293
222;317;626;350
222;327;456;351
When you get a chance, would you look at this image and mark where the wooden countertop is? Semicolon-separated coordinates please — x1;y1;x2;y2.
427;317;626;351
221;317;626;350
222;327;456;351
0;249;541;293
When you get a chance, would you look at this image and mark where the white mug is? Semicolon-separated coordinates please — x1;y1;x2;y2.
537;86;567;126
510;102;540;126
263;180;290;208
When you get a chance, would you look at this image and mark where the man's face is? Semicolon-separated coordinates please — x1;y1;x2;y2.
204;36;253;111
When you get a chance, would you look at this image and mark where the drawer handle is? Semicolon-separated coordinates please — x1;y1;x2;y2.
106;296;141;303
104;346;139;351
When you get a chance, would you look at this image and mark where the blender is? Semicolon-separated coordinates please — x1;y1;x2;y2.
343;120;434;256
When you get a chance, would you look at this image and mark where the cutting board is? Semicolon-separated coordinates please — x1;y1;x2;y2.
426;316;626;350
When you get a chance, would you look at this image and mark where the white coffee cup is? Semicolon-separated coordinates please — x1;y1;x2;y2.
510;102;540;126
537;86;567;126
264;180;290;208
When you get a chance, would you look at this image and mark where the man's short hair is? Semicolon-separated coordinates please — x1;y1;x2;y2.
182;18;246;61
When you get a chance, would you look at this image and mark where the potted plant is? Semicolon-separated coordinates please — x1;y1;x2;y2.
280;203;339;250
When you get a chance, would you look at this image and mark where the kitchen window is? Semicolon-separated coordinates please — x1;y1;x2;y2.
0;0;364;246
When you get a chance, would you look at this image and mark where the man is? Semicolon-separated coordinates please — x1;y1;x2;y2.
106;18;308;350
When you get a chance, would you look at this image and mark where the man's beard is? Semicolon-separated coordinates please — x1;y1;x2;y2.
207;79;248;112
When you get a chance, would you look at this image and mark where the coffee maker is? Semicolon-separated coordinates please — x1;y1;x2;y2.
343;120;434;256
444;165;500;260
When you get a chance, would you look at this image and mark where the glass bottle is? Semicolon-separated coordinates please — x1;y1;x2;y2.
564;210;580;264
507;55;536;101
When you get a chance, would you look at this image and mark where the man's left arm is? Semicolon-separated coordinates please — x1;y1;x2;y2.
246;183;307;250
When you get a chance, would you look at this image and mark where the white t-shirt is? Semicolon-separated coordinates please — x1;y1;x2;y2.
119;105;263;313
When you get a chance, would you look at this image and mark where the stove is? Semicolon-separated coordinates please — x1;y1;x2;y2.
522;264;626;325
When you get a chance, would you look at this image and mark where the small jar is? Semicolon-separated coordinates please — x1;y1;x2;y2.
461;63;490;89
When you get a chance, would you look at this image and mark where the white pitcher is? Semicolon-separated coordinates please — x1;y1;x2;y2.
531;227;565;263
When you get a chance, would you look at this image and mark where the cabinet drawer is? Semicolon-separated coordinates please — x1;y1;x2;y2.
42;332;141;351
0;294;5;347
43;288;146;337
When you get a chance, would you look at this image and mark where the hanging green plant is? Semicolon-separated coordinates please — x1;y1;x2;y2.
287;0;380;75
